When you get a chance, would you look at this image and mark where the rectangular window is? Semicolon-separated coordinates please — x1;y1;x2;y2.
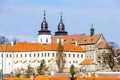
25;54;27;57
52;53;54;57
69;54;71;57
10;54;12;58
42;53;43;57
29;54;31;57
46;38;48;43
21;54;22;58
48;53;49;57
45;53;46;57
38;53;39;57
34;53;36;57
77;54;79;58
73;54;75;58
81;54;83;58
6;54;8;58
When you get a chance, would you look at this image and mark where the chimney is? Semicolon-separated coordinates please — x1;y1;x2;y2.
11;41;14;46
75;41;78;46
57;38;59;43
61;39;64;45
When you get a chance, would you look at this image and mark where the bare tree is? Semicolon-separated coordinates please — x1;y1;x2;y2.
0;35;9;44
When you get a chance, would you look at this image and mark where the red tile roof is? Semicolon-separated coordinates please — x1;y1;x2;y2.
52;34;84;44
98;40;110;49
0;42;84;52
79;34;101;45
80;59;96;65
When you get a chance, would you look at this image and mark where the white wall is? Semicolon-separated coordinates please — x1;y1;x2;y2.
38;35;51;44
0;50;85;74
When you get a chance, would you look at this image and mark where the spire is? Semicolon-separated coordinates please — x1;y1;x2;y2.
60;12;62;22
90;23;94;36
38;10;51;35
43;10;46;20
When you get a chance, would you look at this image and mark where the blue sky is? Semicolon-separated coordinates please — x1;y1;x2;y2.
0;0;120;45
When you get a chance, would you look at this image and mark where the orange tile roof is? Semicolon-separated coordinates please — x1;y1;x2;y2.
98;40;110;49
52;34;84;44
79;34;101;45
80;59;96;65
0;42;84;52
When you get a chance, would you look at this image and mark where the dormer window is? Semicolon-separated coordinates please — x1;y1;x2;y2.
91;39;93;41
72;39;74;41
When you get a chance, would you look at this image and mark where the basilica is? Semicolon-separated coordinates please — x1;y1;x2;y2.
0;11;118;74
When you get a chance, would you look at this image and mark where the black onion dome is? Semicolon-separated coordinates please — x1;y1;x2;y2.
38;11;51;35
58;15;65;32
55;12;68;36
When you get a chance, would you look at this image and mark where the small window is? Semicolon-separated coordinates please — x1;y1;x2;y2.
52;53;54;57
34;53;36;57
73;54;75;58
42;53;43;57
41;39;42;43
48;53;49;57
91;39;93;41
38;53;39;57
16;54;18;58
69;54;71;57
25;54;27;57
10;54;12;58
81;54;83;58
46;38;48;43
6;54;8;58
29;54;31;57
45;53;46;57
77;54;79;58
21;54;22;58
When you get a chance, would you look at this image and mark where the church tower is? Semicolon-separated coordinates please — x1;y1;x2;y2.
55;12;68;36
38;11;51;44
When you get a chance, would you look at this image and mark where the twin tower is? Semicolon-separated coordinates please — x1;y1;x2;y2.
38;11;68;44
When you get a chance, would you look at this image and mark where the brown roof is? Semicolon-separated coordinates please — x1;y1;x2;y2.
80;59;96;65
0;42;84;52
98;40;110;49
79;34;101;45
52;34;84;44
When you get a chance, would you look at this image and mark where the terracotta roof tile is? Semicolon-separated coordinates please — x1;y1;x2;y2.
52;34;83;43
0;42;84;52
79;34;101;45
98;40;110;49
80;59;96;65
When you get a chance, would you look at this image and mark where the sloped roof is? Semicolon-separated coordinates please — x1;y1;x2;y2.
0;42;84;52
79;34;101;45
80;59;96;65
98;40;110;49
52;34;83;44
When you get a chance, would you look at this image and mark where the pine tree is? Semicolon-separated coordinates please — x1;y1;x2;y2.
37;59;46;75
70;64;76;80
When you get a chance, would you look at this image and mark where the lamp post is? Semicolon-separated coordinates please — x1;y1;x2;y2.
0;45;3;80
